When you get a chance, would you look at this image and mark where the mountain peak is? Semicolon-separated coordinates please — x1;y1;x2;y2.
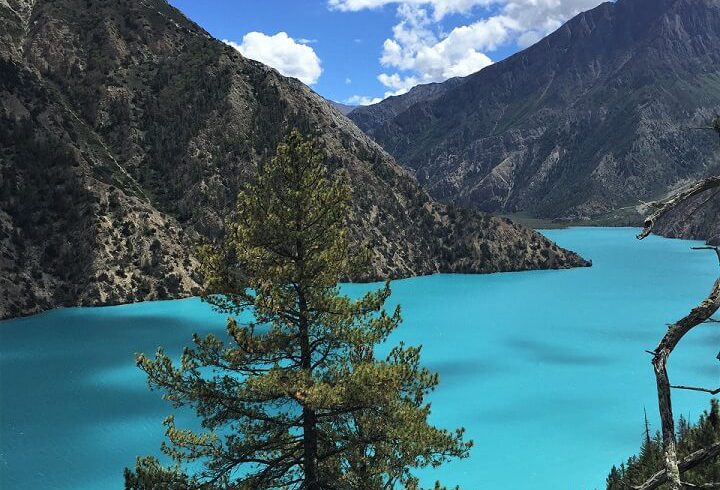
349;0;720;224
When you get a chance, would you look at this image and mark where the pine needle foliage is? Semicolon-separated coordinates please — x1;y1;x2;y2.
607;400;720;489
125;130;471;489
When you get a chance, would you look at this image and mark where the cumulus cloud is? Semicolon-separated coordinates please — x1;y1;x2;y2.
224;32;322;85
504;0;605;35
329;0;496;21
345;94;384;105
375;4;509;94
517;30;542;48
378;73;419;93
330;0;602;22
333;0;606;99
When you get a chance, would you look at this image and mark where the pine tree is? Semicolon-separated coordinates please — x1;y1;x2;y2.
606;400;720;489
125;130;471;489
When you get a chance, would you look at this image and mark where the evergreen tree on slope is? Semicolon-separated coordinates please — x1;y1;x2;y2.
125;130;471;489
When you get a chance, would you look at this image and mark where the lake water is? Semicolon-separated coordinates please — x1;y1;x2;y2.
1;227;718;489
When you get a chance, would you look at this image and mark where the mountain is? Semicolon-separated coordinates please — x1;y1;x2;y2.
348;79;463;129
326;99;356;115
349;0;720;238
0;0;588;319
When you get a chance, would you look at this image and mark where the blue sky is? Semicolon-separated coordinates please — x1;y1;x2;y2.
169;0;607;105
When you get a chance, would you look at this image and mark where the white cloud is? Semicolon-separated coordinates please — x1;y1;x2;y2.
224;32;322;85
517;29;542;48
376;5;508;93
332;0;606;99
330;0;602;22
345;77;353;84
346;94;384;105
377;73;419;96
504;0;605;35
329;0;496;21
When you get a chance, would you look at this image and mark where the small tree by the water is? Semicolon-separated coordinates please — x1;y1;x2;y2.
124;130;471;489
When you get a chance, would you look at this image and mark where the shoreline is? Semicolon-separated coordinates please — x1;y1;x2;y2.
4;224;714;324
499;210;644;231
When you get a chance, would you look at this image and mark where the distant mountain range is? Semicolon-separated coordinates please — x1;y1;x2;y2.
327;99;356;115
0;0;588;319
349;0;720;243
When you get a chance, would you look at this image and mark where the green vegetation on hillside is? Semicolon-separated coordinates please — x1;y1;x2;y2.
0;109;94;308
607;400;720;489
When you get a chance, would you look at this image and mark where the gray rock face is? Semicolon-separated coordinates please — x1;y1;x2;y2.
653;175;720;245
350;0;720;233
0;0;588;319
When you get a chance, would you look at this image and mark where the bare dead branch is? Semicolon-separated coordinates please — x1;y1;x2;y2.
640;276;720;490
636;170;720;490
692;246;720;265
652;278;720;360
639;200;659;208
637;177;720;240
681;483;720;489
670;385;720;395
634;442;720;490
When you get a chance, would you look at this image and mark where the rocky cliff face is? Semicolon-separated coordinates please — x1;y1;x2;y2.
349;0;720;235
656;199;720;245
0;0;588;319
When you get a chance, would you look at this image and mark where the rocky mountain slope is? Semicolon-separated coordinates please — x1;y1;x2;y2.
349;0;720;238
0;0;588;319
656;199;720;245
653;171;720;245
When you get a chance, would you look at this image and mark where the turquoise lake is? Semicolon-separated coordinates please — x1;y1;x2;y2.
1;227;719;489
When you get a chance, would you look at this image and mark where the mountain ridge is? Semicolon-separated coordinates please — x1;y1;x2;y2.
349;0;720;240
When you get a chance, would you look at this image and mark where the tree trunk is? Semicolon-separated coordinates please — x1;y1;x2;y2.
653;349;682;490
299;290;320;489
302;405;320;489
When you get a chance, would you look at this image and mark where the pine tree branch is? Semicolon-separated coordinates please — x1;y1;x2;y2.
637;177;720;240
634;442;720;490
